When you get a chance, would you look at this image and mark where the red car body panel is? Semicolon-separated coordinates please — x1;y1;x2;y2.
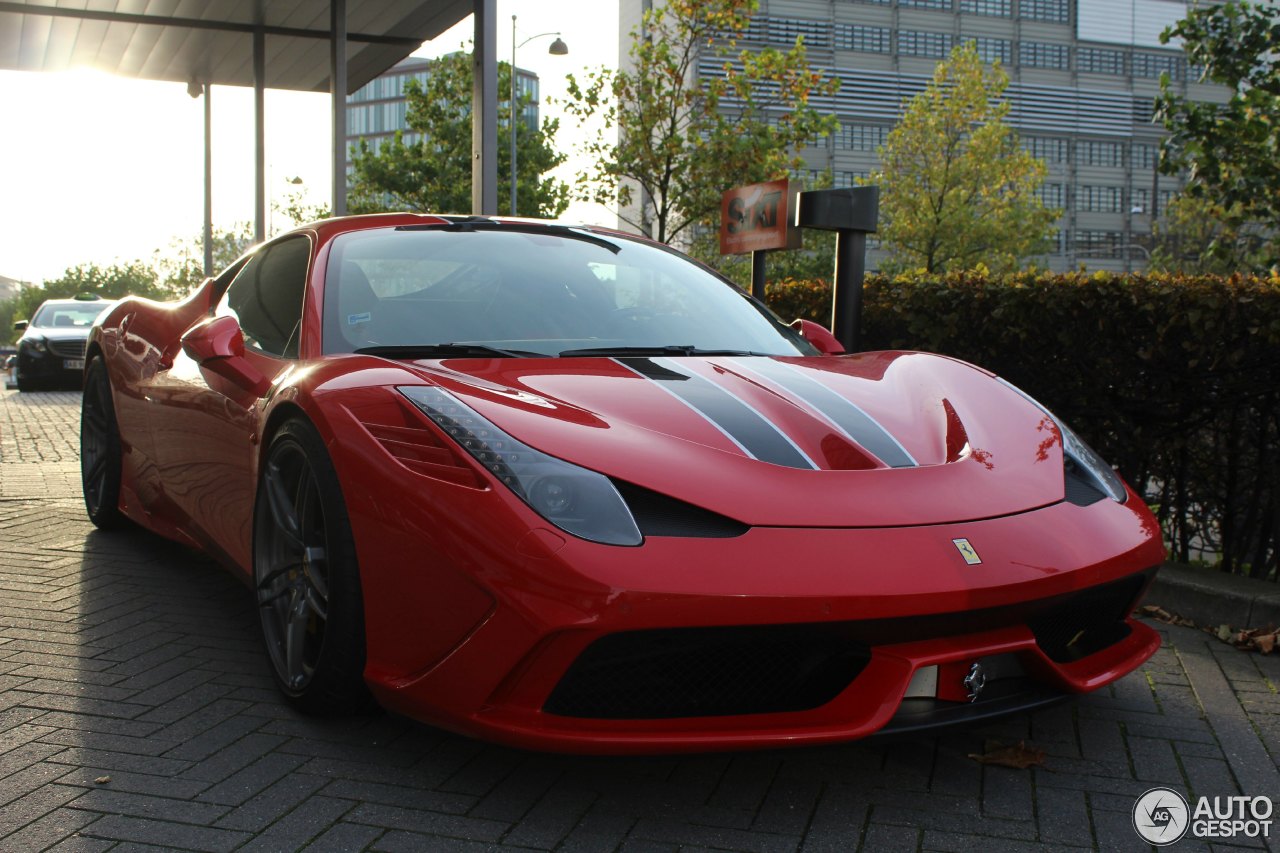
85;213;1165;753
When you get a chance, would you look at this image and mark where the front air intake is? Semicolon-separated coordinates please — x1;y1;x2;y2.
544;623;870;719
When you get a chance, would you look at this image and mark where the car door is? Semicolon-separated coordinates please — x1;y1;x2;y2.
150;236;312;573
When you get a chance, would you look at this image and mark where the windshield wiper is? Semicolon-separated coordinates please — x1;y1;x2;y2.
354;343;542;359
558;345;768;358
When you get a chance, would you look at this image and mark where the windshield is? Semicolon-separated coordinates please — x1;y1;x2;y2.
32;302;112;329
322;226;814;357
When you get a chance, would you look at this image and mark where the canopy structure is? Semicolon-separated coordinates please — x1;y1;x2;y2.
0;0;500;265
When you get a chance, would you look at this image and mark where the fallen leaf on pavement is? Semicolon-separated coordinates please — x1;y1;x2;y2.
94;776;110;784
968;740;1045;769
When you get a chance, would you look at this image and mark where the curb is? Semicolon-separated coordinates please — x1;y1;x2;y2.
1146;562;1280;630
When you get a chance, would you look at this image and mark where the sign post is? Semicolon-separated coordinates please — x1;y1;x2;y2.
796;187;879;352
719;180;802;300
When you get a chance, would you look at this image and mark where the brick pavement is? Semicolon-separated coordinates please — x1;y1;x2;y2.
1;386;1278;852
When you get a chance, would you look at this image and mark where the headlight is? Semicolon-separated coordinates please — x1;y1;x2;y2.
998;379;1127;503
399;386;643;546
23;336;48;354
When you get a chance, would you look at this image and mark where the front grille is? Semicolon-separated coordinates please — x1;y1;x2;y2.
544;623;871;719
1029;572;1147;662
544;568;1156;720
47;339;87;359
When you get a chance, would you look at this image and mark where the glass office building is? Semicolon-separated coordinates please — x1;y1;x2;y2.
620;0;1232;270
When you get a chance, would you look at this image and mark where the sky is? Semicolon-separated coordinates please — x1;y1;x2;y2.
0;1;620;285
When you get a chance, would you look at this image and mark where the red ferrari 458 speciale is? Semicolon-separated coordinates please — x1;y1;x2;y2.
80;213;1164;753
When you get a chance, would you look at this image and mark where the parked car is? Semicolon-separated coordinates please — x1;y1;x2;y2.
80;214;1164;753
14;295;115;391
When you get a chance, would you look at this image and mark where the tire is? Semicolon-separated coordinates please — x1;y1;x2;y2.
254;418;371;714
80;358;125;529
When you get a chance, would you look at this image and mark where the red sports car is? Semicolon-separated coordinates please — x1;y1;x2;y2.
81;213;1164;753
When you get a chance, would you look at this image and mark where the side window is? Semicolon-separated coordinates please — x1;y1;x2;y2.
216;237;311;358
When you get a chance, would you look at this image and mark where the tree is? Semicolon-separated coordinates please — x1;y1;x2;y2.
1148;194;1271;275
870;42;1057;274
1155;1;1280;268
348;52;569;217
1;261;174;344
561;0;838;245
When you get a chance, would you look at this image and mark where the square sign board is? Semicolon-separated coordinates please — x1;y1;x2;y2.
719;179;802;255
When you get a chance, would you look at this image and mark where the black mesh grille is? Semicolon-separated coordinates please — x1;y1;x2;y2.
544;623;871;719
1063;460;1107;506
1028;572;1147;662
47;339;87;359
612;480;749;539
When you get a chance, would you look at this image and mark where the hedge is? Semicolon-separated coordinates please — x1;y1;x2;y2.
765;271;1280;579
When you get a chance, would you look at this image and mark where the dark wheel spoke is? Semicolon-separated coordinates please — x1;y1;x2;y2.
304;585;328;620
284;591;310;688
85;454;106;490
264;461;305;549
302;546;328;599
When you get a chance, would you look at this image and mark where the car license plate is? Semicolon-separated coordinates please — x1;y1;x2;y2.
64;359;85;370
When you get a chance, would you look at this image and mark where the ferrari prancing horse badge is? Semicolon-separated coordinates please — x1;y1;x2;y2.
952;538;982;565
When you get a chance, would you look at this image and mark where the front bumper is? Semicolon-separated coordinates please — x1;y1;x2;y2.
17;340;88;384
347;468;1164;753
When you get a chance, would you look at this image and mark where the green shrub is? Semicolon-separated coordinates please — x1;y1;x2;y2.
767;270;1280;579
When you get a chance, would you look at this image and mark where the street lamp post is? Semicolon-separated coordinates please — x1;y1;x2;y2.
510;17;567;216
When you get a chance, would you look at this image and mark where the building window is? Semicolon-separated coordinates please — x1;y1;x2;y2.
961;0;1011;15
1076;185;1124;213
1019;41;1069;70
900;0;951;8
1078;140;1125;168
836;170;870;188
967;37;1012;65
768;17;831;50
1023;136;1067;164
1078;47;1126;75
1132;52;1185;81
1131;143;1158;172
899;30;954;58
836;24;891;53
1038;183;1063;208
847;0;891;4
1075;230;1126;258
1020;0;1068;23
836;123;890;151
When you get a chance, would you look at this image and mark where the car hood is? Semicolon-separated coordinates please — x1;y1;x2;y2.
393;352;1070;527
23;327;92;342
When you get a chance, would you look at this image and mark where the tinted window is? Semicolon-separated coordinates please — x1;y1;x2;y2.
217;237;311;357
322;227;812;357
32;302;112;328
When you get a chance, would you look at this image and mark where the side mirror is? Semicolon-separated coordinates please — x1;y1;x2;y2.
181;315;268;395
790;318;845;356
13;320;28;332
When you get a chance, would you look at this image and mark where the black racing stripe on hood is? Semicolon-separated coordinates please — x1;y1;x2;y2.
616;357;818;470
726;358;918;469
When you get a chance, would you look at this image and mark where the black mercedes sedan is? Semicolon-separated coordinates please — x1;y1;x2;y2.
13;296;114;391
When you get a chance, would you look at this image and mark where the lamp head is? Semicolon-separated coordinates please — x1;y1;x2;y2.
548;37;568;56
